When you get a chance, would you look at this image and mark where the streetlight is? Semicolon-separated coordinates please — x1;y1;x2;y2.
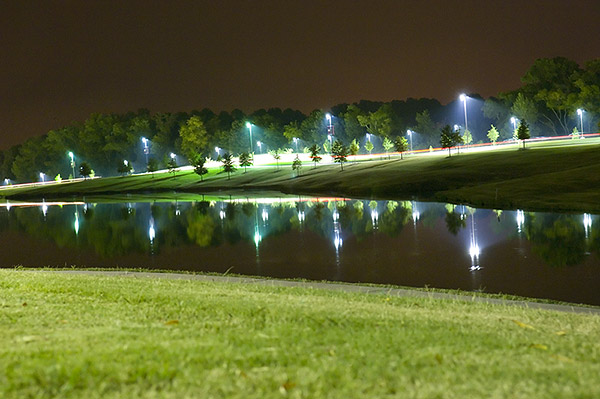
459;94;468;132
366;133;371;142
246;122;253;153
406;130;413;152
170;152;176;162
68;151;75;179
39;172;45;182
256;141;262;153
577;109;584;139
510;117;518;131
141;137;149;164
215;146;220;157
292;137;299;153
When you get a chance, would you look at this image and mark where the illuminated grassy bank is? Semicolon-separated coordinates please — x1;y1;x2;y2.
2;139;600;212
1;270;599;399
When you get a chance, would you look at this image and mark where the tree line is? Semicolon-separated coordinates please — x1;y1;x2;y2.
1;56;598;183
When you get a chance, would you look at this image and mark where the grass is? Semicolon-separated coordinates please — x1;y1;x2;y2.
2;269;600;399
2;138;600;212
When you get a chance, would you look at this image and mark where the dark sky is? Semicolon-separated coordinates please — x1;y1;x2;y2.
1;0;599;150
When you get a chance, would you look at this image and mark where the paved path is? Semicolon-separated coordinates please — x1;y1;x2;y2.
39;270;600;316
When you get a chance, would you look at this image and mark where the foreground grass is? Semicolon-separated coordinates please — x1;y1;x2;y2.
2;270;600;399
2;139;600;212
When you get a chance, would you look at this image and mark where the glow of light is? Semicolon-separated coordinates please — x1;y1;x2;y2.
584;213;592;238
326;113;331;122
516;210;525;233
298;210;305;222
3;178;9;185
219;210;225;220
254;227;261;248
170;153;176;159
41;201;48;217
261;208;269;222
366;133;371;141
453;124;459;131
246;122;252;129
148;218;155;242
577;108;583;116
412;210;420;223
124;160;128;166
459;93;466;102
469;243;480;259
215;146;220;154
334;233;342;250
407;129;411;136
332;209;339;221
142;137;148;145
68;151;74;161
39;172;45;182
371;209;379;225
74;212;80;235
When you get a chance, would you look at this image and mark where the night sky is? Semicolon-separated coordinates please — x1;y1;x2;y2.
1;0;599;150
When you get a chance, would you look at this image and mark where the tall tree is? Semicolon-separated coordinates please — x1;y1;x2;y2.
487;125;499;144
394;136;408;160
516;120;531;149
331;140;348;171
309;144;322;168
382;137;394;159
179;116;208;162
220;153;235;179
440;125;462;157
192;156;208;181
239;152;253;173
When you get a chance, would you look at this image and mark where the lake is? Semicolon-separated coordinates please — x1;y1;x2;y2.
1;195;599;305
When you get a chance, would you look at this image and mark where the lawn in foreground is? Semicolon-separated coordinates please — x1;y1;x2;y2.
1;270;600;399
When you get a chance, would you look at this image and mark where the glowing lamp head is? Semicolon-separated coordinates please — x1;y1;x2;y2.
407;129;411;135
68;151;74;159
577;108;583;116
510;117;516;124
459;93;466;102
141;137;147;144
170;153;176;159
246;122;252;129
326;113;331;122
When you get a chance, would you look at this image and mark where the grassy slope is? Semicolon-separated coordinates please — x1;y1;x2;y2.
2;139;600;212
2;270;599;399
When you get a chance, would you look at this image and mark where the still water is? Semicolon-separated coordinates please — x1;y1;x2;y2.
1;195;599;305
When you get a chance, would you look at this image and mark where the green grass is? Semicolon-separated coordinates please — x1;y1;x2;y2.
2;138;600;212
2;270;600;399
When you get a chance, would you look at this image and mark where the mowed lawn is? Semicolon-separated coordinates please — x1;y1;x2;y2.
2;138;600;212
1;270;599;399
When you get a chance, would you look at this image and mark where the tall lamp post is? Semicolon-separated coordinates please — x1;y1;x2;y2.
68;152;75;179
257;141;262;153
326;113;334;151
577;109;584;139
459;94;469;132
246;122;254;153
141;137;149;164
406;130;413;152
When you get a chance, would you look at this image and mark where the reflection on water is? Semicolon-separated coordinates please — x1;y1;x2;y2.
0;197;599;305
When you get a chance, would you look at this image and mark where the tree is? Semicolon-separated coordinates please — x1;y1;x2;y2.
192;156;208;181
309;144;322;168
364;140;374;155
221;153;235;179
166;156;178;175
440;125;462;157
179;116;208;161
331;140;348;171
487;125;499;144
79;162;92;179
394;136;408;159
268;149;281;170
516;120;530;149
571;127;579;139
382;137;394;159
292;155;302;177
357;104;393;138
147;158;158;176
463;129;473;148
117;160;132;176
239;152;253;173
349;139;360;156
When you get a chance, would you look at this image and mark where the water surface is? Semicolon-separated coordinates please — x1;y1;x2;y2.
1;196;598;305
